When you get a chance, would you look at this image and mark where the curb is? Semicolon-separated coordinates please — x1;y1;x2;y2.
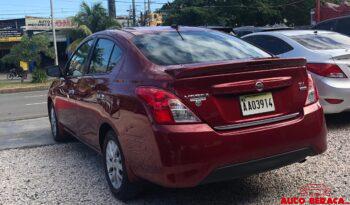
0;86;49;94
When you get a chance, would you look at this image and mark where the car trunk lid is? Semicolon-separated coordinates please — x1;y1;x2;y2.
166;58;308;129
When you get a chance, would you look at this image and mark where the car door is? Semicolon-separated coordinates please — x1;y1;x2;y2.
74;37;124;148
57;39;94;134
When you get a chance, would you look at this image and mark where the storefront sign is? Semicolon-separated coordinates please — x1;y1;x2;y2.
25;17;75;31
0;29;22;42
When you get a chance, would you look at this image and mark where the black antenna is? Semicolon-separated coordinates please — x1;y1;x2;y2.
171;24;184;40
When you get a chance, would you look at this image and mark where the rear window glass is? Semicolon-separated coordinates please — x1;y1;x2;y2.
290;33;350;50
133;31;271;65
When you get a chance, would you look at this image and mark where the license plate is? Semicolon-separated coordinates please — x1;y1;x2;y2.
239;92;275;116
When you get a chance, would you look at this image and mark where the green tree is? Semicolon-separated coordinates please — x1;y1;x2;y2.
64;25;92;54
73;1;120;33
160;0;345;27
1;34;54;67
65;1;121;53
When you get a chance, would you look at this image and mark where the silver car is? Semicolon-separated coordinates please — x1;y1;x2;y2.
243;30;350;114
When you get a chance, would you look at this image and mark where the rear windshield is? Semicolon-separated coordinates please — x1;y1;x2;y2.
290;33;350;50
132;31;271;65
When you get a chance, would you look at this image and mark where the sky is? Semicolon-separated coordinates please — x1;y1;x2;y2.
0;0;171;20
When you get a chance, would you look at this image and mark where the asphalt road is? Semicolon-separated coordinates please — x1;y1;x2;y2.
0;90;48;122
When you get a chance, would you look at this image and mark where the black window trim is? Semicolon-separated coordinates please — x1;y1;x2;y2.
335;17;350;35
64;37;96;79
243;34;294;56
86;35;125;77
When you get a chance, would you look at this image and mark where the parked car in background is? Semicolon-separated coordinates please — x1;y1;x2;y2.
46;26;327;200
233;25;293;37
199;26;234;34
243;30;350;114
313;15;350;36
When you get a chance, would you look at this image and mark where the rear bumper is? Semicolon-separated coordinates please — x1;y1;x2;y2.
312;74;350;114
201;147;314;185
134;102;327;188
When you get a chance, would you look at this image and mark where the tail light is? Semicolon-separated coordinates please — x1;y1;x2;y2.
325;98;343;104
307;63;347;78
136;87;201;124
305;74;319;106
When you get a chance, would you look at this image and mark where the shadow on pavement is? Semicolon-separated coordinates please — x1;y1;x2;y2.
74;142;283;205
325;112;350;129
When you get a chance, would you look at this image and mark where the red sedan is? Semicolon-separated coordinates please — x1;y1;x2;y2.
46;26;327;200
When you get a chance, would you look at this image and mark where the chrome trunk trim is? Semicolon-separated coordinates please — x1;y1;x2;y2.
214;112;300;131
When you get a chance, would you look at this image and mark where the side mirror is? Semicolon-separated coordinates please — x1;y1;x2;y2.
46;65;62;78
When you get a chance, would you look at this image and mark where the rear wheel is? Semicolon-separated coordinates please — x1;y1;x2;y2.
103;130;142;200
7;73;14;80
49;105;67;142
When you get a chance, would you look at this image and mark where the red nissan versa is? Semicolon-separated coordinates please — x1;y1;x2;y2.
46;26;327;200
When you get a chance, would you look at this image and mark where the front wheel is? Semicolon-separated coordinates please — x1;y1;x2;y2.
103;130;142;200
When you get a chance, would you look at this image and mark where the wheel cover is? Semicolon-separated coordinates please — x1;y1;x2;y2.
50;107;57;137
106;140;123;189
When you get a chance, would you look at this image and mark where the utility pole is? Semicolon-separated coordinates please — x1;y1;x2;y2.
50;0;59;66
144;0;147;26
315;0;321;23
132;0;136;26
108;0;116;18
147;0;151;13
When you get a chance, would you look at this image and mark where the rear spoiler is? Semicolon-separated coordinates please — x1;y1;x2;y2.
165;58;307;79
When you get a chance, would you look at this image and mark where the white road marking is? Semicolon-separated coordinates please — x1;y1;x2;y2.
25;102;47;106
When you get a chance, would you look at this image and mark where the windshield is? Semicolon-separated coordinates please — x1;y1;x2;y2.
290;33;350;50
133;30;271;65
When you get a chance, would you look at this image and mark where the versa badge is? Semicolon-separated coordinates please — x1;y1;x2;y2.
184;93;209;107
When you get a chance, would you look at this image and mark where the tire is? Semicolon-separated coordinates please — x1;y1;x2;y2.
49;104;67;142
103;130;142;200
7;73;14;80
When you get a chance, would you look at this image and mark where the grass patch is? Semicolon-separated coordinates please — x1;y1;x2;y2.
0;80;54;91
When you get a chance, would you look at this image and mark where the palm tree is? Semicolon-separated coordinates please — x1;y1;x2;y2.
65;1;121;53
74;2;120;33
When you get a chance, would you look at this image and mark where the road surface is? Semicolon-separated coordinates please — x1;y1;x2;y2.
0;90;53;150
0;90;48;122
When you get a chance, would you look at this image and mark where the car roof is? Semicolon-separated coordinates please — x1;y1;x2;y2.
122;26;209;35
315;15;350;25
245;29;336;37
95;26;213;40
234;26;291;31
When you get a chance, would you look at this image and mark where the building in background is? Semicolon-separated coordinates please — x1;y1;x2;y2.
148;12;163;26
0;18;25;71
0;16;75;71
141;12;163;26
312;0;350;24
24;16;75;66
116;16;131;27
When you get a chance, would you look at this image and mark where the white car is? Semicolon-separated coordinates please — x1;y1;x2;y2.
243;30;350;114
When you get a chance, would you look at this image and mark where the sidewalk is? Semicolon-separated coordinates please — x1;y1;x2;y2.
0;73;52;94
